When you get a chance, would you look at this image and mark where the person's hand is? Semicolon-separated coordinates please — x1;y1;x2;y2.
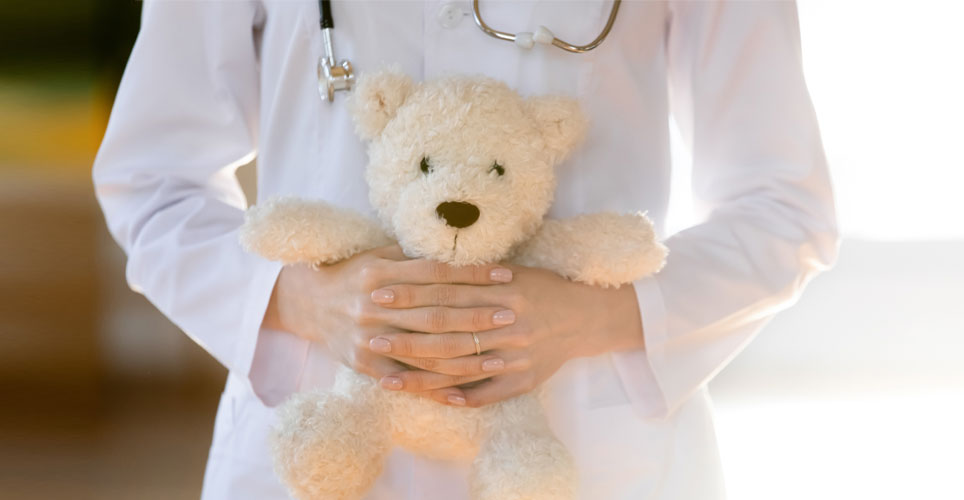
367;264;645;407
261;244;516;388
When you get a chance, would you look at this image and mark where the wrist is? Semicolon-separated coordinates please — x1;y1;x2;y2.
262;264;311;335
562;282;642;359
612;284;646;351
584;283;645;357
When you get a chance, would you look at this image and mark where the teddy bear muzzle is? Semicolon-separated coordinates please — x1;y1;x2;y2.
436;201;480;228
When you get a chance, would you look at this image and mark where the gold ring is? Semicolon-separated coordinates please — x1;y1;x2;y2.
471;332;481;355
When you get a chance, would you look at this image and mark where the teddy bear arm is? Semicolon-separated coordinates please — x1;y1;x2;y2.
512;213;667;288
240;197;392;265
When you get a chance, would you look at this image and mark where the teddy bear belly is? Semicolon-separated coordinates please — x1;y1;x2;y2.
385;390;491;462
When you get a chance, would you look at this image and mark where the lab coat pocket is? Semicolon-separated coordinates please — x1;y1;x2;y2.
572;403;674;499
202;386;292;500
544;356;673;497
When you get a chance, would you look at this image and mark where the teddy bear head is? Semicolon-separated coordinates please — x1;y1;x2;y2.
347;70;587;266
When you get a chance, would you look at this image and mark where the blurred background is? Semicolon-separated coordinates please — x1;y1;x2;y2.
0;1;226;498
0;1;961;499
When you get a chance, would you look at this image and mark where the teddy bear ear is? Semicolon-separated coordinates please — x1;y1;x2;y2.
524;96;588;165
347;68;415;140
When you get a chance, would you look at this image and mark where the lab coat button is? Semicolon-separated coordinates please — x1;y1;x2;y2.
437;3;465;29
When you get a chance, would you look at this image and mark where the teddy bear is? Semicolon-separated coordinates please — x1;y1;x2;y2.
239;69;667;500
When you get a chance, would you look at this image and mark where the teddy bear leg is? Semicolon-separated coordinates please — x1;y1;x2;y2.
271;379;392;500
469;397;577;500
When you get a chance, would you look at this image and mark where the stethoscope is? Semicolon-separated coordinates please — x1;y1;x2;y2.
318;0;622;103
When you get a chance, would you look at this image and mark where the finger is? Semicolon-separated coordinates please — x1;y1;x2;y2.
381;306;515;334
423;387;468;406
370;244;407;260
370;331;478;358
370;330;511;358
461;375;531;408
371;283;509;309
378;369;491;393
352;350;407;380
379;259;513;286
388;353;507;376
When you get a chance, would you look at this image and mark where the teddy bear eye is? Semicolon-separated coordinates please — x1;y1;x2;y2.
420;156;433;174
490;161;505;176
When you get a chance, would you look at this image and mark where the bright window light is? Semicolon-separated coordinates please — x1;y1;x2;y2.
797;0;964;241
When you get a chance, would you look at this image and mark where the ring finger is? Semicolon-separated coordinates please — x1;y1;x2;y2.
379;306;516;334
371;283;509;309
388;351;508;376
378;369;492;393
369;329;512;359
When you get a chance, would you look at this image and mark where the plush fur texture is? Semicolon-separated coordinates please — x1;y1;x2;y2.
240;69;667;500
241;196;392;266
353;72;584;266
512;213;667;288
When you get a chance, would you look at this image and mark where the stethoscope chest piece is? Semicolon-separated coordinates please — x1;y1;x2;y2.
317;0;354;102
318;46;354;102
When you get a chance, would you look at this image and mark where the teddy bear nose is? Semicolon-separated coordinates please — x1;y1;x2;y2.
436;201;480;228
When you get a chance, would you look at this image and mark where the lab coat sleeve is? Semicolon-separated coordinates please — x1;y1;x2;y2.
610;1;840;419
92;0;290;402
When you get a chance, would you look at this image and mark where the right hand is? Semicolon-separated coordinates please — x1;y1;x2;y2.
262;244;516;392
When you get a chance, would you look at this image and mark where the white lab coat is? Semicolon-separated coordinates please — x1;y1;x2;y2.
93;1;838;499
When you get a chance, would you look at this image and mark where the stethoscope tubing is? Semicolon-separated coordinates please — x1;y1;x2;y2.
472;0;621;53
317;0;623;102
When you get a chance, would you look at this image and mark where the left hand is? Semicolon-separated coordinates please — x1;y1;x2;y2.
367;263;645;407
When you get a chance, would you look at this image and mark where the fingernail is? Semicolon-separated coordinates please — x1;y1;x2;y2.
489;267;513;283
371;289;394;304
447;394;466;406
380;376;402;390
482;358;505;372
369;337;392;353
492;309;516;325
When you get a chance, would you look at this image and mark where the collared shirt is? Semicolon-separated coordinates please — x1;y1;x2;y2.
93;1;838;498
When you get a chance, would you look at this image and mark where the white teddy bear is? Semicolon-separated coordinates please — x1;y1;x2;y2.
240;69;667;500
